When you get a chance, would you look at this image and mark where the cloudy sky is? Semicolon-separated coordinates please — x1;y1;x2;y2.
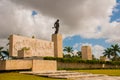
0;0;120;58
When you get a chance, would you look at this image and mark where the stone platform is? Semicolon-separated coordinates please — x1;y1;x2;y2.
20;70;108;79
76;76;120;80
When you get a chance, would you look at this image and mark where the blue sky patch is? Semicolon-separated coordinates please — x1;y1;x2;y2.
32;10;38;16
63;35;110;50
110;0;120;22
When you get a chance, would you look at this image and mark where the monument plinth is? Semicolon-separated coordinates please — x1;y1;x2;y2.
52;34;63;58
81;46;92;60
9;35;54;57
32;60;57;72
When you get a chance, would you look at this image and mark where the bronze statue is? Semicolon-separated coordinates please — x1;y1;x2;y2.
52;19;59;34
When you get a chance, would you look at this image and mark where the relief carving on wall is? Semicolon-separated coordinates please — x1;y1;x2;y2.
12;35;54;57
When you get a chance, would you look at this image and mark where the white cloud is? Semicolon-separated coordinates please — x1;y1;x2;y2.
0;0;119;47
73;49;78;56
14;8;55;40
0;39;9;49
92;45;105;59
73;43;81;49
10;0;116;38
102;22;120;43
105;37;120;43
0;0;56;40
81;43;92;47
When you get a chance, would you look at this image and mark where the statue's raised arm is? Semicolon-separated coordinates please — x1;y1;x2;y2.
52;19;59;34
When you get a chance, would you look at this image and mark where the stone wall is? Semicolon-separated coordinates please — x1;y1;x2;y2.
0;60;6;70
57;62;120;69
1;60;120;71
0;60;57;71
32;60;57;72
0;60;32;70
9;35;54;57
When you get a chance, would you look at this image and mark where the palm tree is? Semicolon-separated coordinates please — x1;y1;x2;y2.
0;47;3;59
92;54;98;60
0;47;9;60
111;44;120;61
103;44;120;61
63;46;74;56
76;51;82;58
103;48;113;60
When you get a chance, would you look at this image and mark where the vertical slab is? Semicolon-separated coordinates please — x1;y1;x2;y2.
32;60;57;72
52;34;63;58
81;46;92;60
9;35;54;57
9;35;15;57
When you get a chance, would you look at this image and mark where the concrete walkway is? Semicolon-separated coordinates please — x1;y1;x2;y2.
76;76;120;80
20;71;120;80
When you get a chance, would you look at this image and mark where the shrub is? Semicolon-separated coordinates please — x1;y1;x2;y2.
43;57;120;65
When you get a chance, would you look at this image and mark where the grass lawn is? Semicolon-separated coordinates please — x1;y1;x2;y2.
0;72;67;80
1;70;120;80
73;69;120;76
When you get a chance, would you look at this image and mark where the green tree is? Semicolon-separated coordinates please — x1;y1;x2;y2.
92;54;98;60
63;54;71;58
103;48;113;60
0;47;9;60
103;44;120;61
111;44;120;61
63;46;74;56
76;51;82;58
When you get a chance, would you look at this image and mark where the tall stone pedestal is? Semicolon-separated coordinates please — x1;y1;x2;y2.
81;46;92;60
52;34;63;58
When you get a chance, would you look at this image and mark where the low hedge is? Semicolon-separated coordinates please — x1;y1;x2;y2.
44;57;120;65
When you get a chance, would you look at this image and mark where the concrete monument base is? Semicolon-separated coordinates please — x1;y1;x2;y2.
52;34;63;58
0;60;57;72
32;60;57;72
0;60;32;70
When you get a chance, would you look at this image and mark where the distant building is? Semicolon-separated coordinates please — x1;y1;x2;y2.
81;46;92;60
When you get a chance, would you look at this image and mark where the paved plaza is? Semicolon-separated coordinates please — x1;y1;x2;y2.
20;71;120;80
76;76;120;80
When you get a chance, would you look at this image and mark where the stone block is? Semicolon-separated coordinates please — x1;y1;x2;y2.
0;60;32;70
32;60;57;72
9;35;54;57
52;34;63;58
81;46;92;60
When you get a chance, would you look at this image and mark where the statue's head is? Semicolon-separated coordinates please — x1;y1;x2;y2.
57;19;59;22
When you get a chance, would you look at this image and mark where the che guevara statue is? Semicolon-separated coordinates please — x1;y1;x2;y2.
52;19;59;34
